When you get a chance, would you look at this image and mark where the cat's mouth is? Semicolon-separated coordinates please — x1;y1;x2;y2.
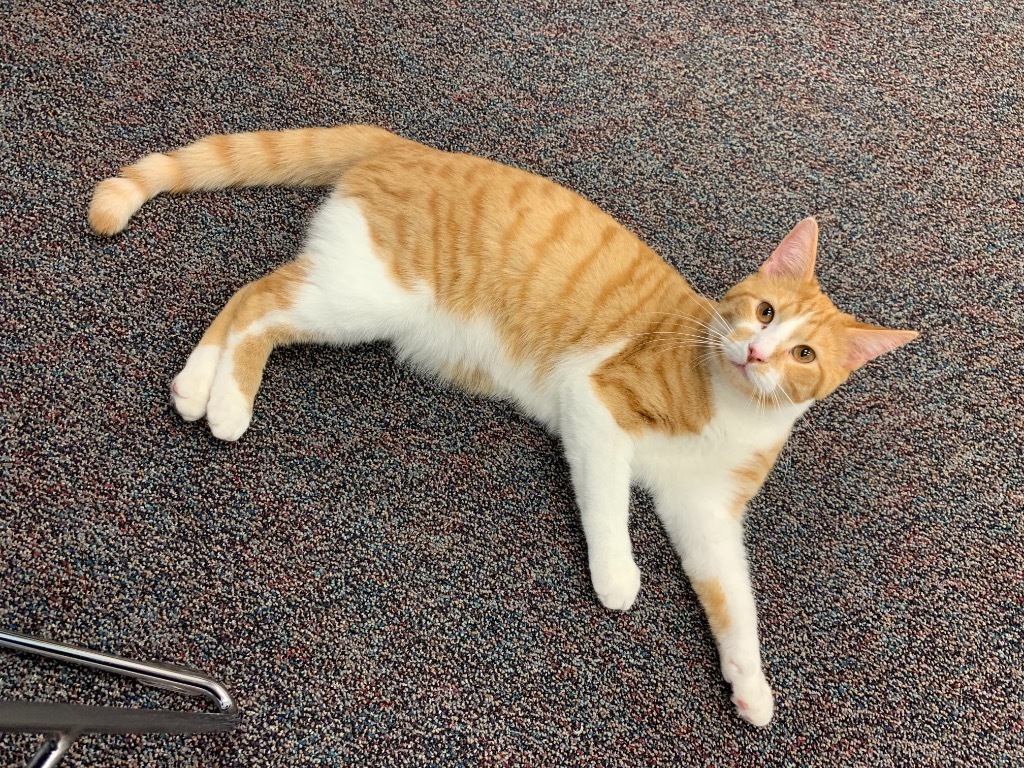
731;362;764;390
723;356;793;406
728;358;756;383
726;357;769;393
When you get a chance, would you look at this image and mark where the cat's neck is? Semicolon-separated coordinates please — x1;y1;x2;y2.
706;360;812;435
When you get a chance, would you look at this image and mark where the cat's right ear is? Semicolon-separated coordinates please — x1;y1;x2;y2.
760;217;818;282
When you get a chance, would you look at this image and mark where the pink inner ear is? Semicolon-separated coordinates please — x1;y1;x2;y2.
845;328;920;370
760;217;818;282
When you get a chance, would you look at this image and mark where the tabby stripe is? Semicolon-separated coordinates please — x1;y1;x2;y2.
495;177;534;270
206;135;234;181
442;191;463;300
507;177;531;210
616;378;657;427
375;177;413;203
597;260;671;340
566;248;646;347
543;224;620;345
300;129;316;169
257;131;282;175
497;206;529;267
594;372;641;417
447;162;484;302
515;205;577;308
427;187;443;292
654;342;678;412
388;213;415;287
727;288;760;303
394;215;409;258
459;184;488;309
121;165;154;195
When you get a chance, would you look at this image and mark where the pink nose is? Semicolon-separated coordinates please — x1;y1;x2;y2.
747;344;769;363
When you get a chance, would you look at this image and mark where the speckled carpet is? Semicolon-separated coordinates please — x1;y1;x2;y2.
2;1;1021;766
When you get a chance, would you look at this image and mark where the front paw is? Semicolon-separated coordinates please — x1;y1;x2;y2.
728;667;774;727
590;554;641;611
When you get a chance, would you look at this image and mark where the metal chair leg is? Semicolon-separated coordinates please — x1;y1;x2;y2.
26;732;76;768
0;630;240;767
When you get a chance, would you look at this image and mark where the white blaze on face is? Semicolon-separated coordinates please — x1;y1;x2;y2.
729;316;806;395
753;316;805;359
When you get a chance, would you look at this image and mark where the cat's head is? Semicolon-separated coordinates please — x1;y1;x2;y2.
710;217;918;406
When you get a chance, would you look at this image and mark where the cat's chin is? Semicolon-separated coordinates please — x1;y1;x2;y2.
712;356;795;408
711;355;760;391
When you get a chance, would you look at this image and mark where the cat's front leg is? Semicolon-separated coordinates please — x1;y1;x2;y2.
560;378;640;611
655;495;774;727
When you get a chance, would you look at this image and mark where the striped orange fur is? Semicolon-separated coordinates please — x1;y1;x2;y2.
88;126;914;435
88;125;919;727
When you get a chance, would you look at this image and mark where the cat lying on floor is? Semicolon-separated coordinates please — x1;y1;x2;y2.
89;126;917;726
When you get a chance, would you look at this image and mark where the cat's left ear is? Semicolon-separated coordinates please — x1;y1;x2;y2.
844;322;919;370
760;217;818;282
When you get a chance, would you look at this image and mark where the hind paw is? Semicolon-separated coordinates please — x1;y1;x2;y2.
171;345;220;421
205;376;252;442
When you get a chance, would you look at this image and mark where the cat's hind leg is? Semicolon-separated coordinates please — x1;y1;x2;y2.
172;259;316;440
171;287;248;422
173;194;418;440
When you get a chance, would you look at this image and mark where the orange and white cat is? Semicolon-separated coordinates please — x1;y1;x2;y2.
88;126;917;727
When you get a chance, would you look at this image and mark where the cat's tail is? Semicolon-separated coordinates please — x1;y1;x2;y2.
88;125;405;236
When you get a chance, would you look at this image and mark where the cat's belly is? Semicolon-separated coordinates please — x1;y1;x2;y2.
391;306;587;433
397;314;632;453
300;193;621;435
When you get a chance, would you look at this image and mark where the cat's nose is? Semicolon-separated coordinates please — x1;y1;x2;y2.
747;344;769;363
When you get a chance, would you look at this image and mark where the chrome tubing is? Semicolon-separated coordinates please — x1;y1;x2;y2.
0;630;240;767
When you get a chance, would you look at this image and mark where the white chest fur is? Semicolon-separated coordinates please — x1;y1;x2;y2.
630;374;810;503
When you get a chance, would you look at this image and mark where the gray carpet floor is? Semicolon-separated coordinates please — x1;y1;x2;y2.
1;1;1021;765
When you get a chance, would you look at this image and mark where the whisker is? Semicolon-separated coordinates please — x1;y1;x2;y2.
623;329;707;350
639;341;718;354
662;348;721;374
776;383;796;408
637;310;731;336
635;319;729;343
645;342;711;357
640;332;718;341
643;339;723;357
706;303;732;333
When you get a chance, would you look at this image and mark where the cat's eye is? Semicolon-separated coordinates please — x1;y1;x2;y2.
792;345;816;363
756;302;775;324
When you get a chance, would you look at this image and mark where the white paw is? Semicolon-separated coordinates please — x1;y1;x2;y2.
728;665;774;727
205;376;252;441
590;554;641;611
171;345;221;421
